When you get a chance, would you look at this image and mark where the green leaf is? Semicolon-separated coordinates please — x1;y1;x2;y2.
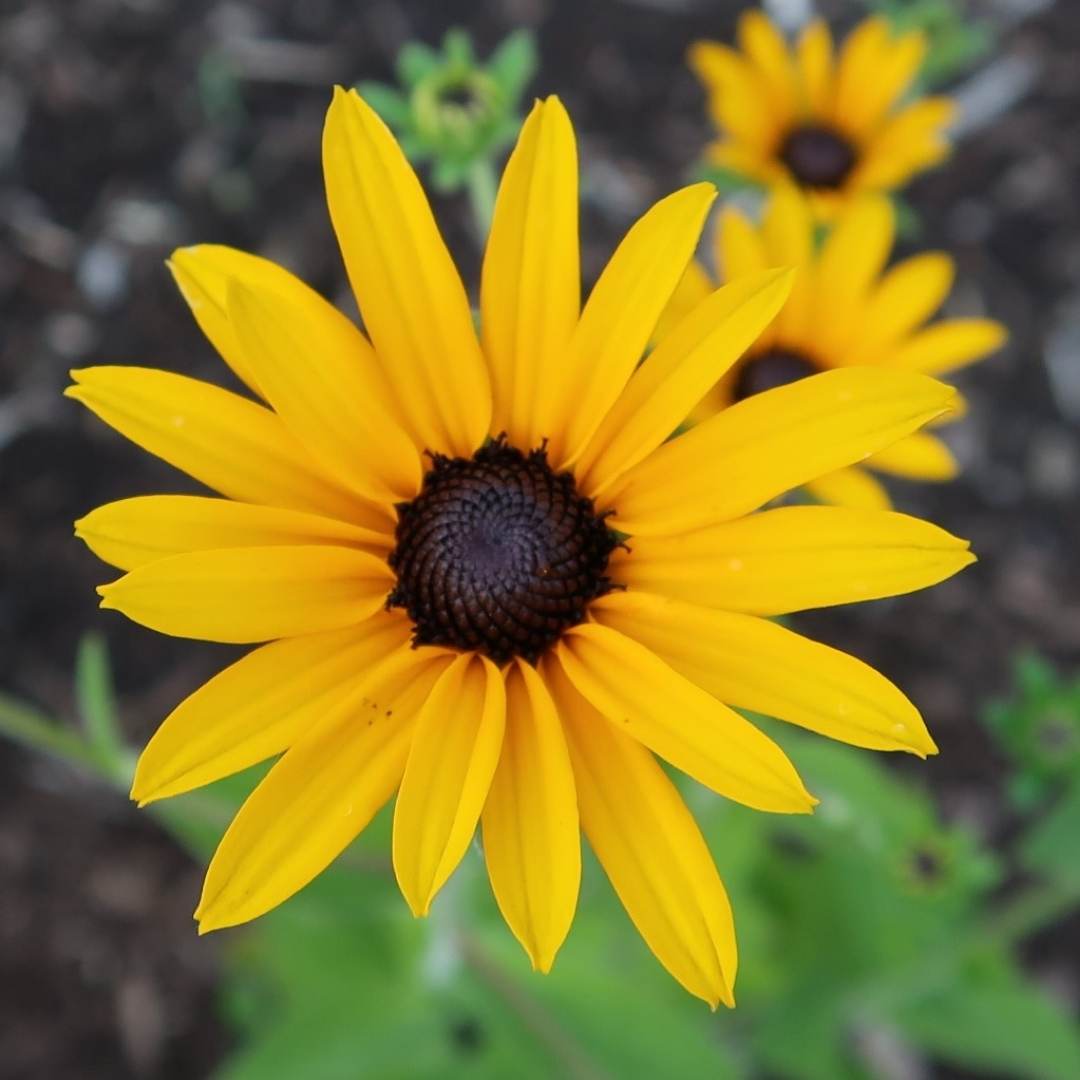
397;42;441;87
356;81;412;127
897;975;1080;1079
74;632;127;776
487;30;539;98
0;691;104;775
1021;777;1080;888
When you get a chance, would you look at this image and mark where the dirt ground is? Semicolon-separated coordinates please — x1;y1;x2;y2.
1;0;1078;1076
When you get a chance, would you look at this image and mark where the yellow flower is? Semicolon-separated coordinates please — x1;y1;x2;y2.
659;183;1007;509
690;11;956;216
69;91;973;1006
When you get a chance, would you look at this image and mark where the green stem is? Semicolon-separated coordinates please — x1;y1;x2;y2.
0;692;115;777
465;159;497;242
458;930;608;1079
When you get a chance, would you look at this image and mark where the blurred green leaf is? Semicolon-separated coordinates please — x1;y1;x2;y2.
896;969;1080;1080
357;81;413;127
487;30;539;98
985;654;1080;807
74;632;126;772
397;42;441;87
867;0;993;87
1020;776;1080;888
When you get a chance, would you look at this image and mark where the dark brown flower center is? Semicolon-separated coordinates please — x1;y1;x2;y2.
734;348;819;401
387;439;618;664
779;124;857;189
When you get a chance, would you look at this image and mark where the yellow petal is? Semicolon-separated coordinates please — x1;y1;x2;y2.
814;196;895;355
197;646;450;931
482;97;579;449
592;591;937;756
323;87;491;457
544;655;736;1008
575;269;794;496
688;42;779;151
393;654;506;916
66;366;388;529
857;253;955;358
797;20;834;115
760;185;814;341
612;504;974;614
131;613;415;804
226;277;421;501
841;30;926;135
541;183;717;466
737;11;798;126
482;660;580;973
832;16;891;134
887;319;1007;376
652;259;715;346
852;98;955;189
97;545;394;643
167;244;282;398
556;624;814;813
866;431;958;480
75;495;389;572
804;466;893;510
715;205;768;281
603;368;958;535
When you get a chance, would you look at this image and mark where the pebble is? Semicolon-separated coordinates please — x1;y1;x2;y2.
76;242;129;310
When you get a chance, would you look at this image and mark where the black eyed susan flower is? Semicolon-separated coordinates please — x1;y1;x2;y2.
69;91;974;1007
690;11;955;216
658;183;1006;509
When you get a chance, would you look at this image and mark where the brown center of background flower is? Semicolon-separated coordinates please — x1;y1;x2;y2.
387;439;618;663
779;124;857;189
734;348;820;400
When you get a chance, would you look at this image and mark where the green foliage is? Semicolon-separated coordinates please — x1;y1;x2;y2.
357;29;538;196
0;634;1075;1077
3;642;1079;1078
867;0;993;87
987;653;1080;808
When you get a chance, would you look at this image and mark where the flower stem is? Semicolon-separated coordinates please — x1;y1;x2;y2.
466;159;498;243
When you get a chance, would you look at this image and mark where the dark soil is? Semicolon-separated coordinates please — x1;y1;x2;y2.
2;0;1078;1076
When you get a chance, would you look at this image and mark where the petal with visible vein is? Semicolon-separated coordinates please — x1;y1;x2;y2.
97;545;394;643
556;623;814;813
541;183;716;466
592;591;937;756
482;97;579;448
66;366;387;529
611;504;974;614
132;612;416;803
575;268;793;496
76;495;390;572
393;654;506;916
226;278;421;501
323;87;491;457
482;660;580;973
544;656;737;1008
602;368;957;535
197;646;450;931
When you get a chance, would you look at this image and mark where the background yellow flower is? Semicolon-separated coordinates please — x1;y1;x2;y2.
659;184;1007;508
691;11;956;216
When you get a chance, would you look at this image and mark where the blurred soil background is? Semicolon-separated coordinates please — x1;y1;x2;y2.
0;0;1077;1075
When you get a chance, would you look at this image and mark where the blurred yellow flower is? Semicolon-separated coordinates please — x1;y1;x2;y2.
691;11;955;216
69;91;972;1006
658;184;1007;509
